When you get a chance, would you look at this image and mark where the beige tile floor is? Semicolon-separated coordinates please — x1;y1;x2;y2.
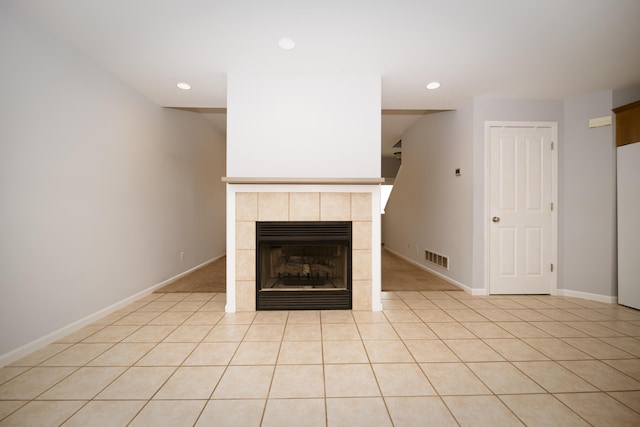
1;291;640;426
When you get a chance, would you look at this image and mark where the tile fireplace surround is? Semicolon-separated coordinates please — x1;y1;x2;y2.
224;179;383;313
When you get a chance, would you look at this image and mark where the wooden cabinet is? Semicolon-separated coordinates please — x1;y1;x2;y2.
613;100;640;147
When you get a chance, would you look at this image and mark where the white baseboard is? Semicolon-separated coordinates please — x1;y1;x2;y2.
0;254;224;368
383;248;472;294
556;288;618;304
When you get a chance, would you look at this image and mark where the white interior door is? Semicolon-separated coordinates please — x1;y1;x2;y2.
488;124;555;294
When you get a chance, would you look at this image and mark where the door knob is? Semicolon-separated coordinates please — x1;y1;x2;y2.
492;217;501;223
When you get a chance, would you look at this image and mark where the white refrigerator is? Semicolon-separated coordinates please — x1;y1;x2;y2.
617;142;640;310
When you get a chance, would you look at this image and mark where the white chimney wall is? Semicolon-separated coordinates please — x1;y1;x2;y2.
227;73;381;178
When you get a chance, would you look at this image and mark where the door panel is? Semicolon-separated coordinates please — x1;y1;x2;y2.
489;126;553;294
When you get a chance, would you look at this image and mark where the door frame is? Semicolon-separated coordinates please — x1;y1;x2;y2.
484;121;558;295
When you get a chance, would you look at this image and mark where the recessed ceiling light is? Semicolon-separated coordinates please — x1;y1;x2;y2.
278;37;296;50
177;82;191;90
426;82;441;90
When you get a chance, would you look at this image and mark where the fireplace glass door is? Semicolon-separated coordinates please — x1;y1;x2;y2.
256;221;352;310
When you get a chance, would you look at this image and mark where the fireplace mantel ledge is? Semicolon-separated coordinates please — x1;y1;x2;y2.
222;177;385;185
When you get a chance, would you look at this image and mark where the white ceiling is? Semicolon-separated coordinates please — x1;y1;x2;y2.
10;0;640;156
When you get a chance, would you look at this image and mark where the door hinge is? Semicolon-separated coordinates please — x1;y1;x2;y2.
551;263;554;273
551;141;555;150
551;202;554;211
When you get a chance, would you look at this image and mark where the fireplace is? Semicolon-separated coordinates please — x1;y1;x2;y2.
256;221;352;310
224;185;382;312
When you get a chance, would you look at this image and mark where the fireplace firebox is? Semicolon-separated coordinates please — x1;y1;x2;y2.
256;221;352;310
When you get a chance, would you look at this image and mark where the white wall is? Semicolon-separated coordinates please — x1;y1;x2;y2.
0;4;226;361
561;91;616;297
227;73;381;178
384;102;474;288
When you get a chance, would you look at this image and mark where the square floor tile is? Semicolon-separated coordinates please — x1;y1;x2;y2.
600;337;640;357
129;400;205;426
559;360;640;391
428;323;476;339
413;309;455;322
204;324;250;342
162;325;212;342
230;341;280;365
356;323;399;340
262;398;325;427
183;342;239;365
269;365;324;398
0;367;28;385
363;340;413;363
244;324;285;341
385;396;458;427
603;359;640;381
37;367;125;400
167;301;207;312
40;343;113;366
96;367;175;399
483;338;549;361
0;401;85;427
512;361;597;393
0;367;76;400
323;341;369;364
460;322;514;339
113;312;161;326
420;363;491;395
562;337;635;359
196;399;265;427
182;311;224;326
253;311;289;324
322;324;360;340
352;310;389;323
8;344;72;367
135;343;196;366
383;310;421;323
555;392;640;426
404;339;460;362
146;311;192;326
217;312;256;325
320;310;354;324
123;326;176;343
212;366;274;399
609;390;640;413
495;322;550;338
283;324;321;341
522;338;593;360
326;397;392;427
530;322;586;337
372;363;435;396
443;395;524;426
277;341;323;364
88;343;155;366
154;366;224;399
391;323;437;340
287;311;320;324
444;339;504;362
467;362;545;394
62;400;145;427
324;364;380;397
499;394;589;426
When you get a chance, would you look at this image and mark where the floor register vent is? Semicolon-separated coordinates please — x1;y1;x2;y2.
425;250;449;270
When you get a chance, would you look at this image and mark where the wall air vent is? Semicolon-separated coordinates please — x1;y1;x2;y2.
425;249;449;270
